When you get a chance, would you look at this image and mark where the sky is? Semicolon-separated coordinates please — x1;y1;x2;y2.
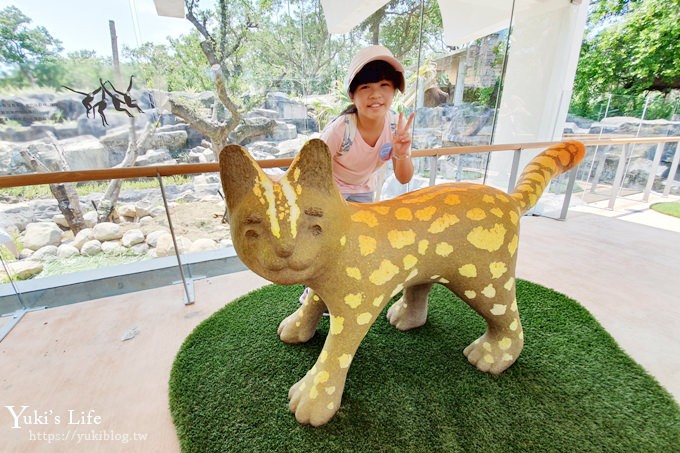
1;0;211;57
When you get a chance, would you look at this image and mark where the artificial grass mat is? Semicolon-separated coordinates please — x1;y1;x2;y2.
170;281;680;452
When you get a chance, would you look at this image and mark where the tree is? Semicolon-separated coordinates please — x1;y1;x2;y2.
0;6;63;87
571;0;680;119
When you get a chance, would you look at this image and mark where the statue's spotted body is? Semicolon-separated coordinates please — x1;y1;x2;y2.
219;139;585;426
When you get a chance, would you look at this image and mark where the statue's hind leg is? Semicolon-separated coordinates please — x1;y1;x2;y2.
387;282;433;331
449;281;524;375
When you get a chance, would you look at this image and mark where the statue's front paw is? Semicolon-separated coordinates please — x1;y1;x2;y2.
288;371;343;427
463;331;524;375
277;308;318;344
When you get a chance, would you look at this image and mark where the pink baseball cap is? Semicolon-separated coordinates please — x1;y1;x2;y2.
345;45;405;95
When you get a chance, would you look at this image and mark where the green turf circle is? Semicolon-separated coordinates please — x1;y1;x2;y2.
170;281;680;452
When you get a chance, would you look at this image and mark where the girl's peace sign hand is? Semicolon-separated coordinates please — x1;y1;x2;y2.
392;111;416;159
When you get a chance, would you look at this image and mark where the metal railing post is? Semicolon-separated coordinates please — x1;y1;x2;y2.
608;144;630;210
663;144;680;198
507;149;522;193
643;142;664;202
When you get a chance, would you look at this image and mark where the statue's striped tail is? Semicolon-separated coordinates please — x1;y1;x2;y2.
510;141;585;215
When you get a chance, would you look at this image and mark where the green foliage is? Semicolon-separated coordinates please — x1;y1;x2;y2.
571;0;680;120
0;6;63;87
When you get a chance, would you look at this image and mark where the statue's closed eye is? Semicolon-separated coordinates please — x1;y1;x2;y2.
305;207;324;218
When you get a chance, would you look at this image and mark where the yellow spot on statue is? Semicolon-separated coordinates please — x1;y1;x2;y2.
466;208;487;221
484;354;495;364
406;269;418;281
330;316;344;335
351;210;378;227
340;235;346;246
496;193;509;202
467;224;507;252
403;254;418;270
444;194;460;205
511;299;518;312
309;386;318;399
509;211;519;225
502;353;514;361
292;167;301;181
483;342;492;352
388;229;416;249
482;284;497;298
490;303;506;315
490;207;504;218
498;338;512;350
358;235;377;256
327;402;335;410
464;290;476;299
369;260;400;285
459;264;477;278
319;350;328;363
344;293;362;309
509;319;518;331
338;354;352;369
504;277;515;291
482;194;495;203
415;206;437;220
372;295;384;307
346;267;362;280
418;240;429;255
325;386;336;395
314;371;330;384
356;312;372;325
508;234;519;257
428;213;460;233
395;207;413;221
490;262;508;279
436;242;454;257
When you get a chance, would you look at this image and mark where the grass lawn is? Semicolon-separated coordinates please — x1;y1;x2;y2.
651;201;680;218
170;282;680;452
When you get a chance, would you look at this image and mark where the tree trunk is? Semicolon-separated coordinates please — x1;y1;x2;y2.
19;145;86;235
96;117;159;222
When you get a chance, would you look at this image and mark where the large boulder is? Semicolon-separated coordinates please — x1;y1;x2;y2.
22;222;63;250
93;222;123;241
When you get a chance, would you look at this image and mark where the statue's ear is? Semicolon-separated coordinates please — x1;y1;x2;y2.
285;139;337;194
219;144;265;211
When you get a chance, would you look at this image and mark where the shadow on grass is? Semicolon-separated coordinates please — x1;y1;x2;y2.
170;281;680;452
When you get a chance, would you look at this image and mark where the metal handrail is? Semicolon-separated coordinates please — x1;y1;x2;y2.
1;136;678;189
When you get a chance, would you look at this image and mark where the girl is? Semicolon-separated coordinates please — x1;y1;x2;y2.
321;45;416;202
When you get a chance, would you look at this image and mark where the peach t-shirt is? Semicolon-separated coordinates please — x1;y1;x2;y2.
320;112;394;194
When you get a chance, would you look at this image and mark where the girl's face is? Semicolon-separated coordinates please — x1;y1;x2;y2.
350;79;396;121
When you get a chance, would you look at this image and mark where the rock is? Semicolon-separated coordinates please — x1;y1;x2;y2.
72;228;93;250
135;148;176;166
23;222;63;250
190;238;217;253
93;222;123;241
32;245;59;261
122;229;145;247
139;216;154;226
146;229;168;247
267;121;297;141
57;244;80;258
19;249;34;259
4;260;43;280
83;211;98;228
156;234;191;257
101;240;126;255
129;243;149;256
134;202;152;218
149;206;166;218
53;214;69;228
81;240;103;256
265;93;308;119
118;204;137;218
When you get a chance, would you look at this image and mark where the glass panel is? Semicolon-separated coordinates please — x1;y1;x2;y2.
0;0;519;303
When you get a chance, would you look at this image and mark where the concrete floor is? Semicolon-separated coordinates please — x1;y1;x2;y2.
0;195;678;452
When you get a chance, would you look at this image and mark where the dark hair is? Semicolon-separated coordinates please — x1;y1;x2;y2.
348;60;401;95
